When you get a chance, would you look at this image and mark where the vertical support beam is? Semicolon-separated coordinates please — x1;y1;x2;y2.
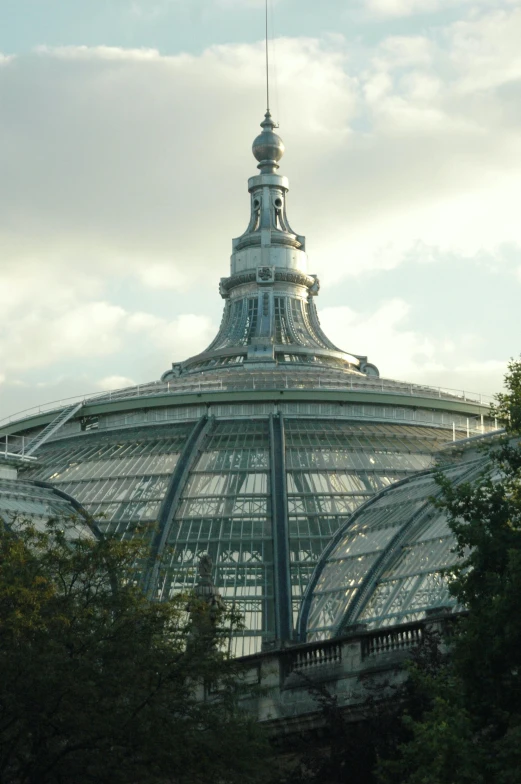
143;415;214;598
269;412;292;643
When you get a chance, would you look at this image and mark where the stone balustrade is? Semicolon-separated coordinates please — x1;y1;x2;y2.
232;612;455;735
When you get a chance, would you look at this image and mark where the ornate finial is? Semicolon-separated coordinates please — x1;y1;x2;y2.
186;554;225;648
191;554;224;610
252;111;285;174
197;553;213;583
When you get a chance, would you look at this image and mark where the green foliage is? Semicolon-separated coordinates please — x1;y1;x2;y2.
275;679;401;784
0;518;269;784
377;356;521;784
492;356;521;432
274;629;447;784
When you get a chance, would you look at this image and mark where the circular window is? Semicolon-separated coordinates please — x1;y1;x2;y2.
253;198;260;209
274;197;283;208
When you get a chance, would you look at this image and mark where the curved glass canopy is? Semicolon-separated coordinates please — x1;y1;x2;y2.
17;414;481;656
0;473;98;539
299;452;489;641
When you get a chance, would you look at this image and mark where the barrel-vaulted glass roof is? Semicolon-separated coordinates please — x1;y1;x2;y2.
298;451;490;641
16;414;482;657
0;472;98;539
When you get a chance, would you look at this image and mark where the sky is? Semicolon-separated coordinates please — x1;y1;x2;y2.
1;0;520;421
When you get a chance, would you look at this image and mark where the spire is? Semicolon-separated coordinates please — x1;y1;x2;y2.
231;111;305;271
161;114;379;380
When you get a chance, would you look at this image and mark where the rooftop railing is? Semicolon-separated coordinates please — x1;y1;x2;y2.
0;434;38;462
0;374;495;429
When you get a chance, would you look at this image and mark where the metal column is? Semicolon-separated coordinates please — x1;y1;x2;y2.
269;412;292;643
143;415;214;598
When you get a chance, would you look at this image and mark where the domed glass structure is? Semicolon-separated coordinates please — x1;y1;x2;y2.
298;445;490;641
0;460;98;539
1;114;495;655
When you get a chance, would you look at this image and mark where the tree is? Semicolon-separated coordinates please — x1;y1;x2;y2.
0;518;270;784
378;357;521;784
274;627;445;784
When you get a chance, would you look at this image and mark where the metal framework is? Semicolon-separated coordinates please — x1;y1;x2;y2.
298;452;489;641
2;112;498;656
0;474;99;538
17;416;478;655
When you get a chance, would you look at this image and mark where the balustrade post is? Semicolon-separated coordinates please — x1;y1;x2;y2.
340;636;362;672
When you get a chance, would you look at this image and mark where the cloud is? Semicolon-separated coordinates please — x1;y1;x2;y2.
320;299;441;381
3;14;521;290
362;0;508;19
0;302;127;371
365;0;442;18
320;300;506;397
127;0;271;19
0;297;216;375
96;375;137;390
1;6;521;414
0;38;357;289
125;311;216;359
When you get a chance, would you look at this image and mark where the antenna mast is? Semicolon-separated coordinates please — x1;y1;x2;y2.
265;0;270;113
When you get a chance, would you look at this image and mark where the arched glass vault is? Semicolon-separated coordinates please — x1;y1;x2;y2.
298;453;489;642
18;407;474;656
0;473;98;539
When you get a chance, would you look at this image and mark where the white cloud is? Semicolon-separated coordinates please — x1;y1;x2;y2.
0;298;215;375
0;38;356;293
214;0;271;7
136;262;191;291
128;0;272;18
0;302;127;371
125;312;216;359
320;299;440;381
320;300;507;397
1;6;521;413
35;44;163;61
365;0;440;19
378;35;434;67
363;0;508;19
3;16;521;290
96;375;137;390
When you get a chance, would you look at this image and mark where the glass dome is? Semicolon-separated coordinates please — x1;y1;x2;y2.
0;113;496;656
298;449;490;641
4;403;493;655
0;465;98;539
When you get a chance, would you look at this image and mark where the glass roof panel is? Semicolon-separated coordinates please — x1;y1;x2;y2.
303;452;490;639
